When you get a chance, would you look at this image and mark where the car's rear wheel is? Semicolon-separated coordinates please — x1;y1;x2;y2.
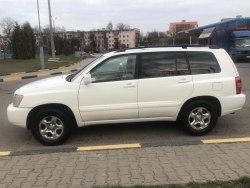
31;109;71;146
182;101;218;135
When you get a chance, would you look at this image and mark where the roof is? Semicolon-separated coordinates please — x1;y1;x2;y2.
178;17;250;35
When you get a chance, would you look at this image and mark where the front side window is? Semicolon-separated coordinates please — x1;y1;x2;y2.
90;55;136;83
187;52;220;74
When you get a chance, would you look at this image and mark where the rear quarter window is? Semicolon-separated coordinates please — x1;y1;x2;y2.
186;52;221;75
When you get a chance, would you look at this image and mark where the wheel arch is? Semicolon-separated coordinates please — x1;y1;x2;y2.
26;103;77;130
177;96;221;121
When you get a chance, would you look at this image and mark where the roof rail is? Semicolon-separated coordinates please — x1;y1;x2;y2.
114;45;219;52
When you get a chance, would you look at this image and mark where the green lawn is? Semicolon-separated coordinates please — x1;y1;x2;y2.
0;54;81;75
93;176;250;188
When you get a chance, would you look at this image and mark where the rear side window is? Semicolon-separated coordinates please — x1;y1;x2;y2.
140;52;189;78
186;52;220;74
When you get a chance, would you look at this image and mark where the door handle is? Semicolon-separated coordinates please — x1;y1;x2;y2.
124;83;136;88
178;79;190;83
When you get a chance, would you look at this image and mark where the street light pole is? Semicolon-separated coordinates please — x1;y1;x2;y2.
37;0;44;69
53;17;57;33
48;0;55;58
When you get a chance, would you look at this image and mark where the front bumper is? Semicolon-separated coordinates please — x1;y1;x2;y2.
7;103;32;128
235;54;250;59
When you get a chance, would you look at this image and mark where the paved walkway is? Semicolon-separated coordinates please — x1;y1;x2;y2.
1;142;250;188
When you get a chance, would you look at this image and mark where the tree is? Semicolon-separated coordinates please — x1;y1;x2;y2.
55;26;66;33
70;37;80;52
116;23;131;30
0;17;16;36
63;39;70;56
106;21;113;31
89;33;97;52
11;22;36;59
53;35;64;55
42;25;50;34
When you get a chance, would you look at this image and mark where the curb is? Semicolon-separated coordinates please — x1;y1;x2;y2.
0;62;81;77
1;137;250;157
0;67;82;82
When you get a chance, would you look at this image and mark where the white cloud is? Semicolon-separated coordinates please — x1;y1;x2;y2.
0;0;249;34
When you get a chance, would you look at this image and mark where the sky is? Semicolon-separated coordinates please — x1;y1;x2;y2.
0;0;249;35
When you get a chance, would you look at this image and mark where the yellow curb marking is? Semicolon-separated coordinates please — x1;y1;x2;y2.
77;143;141;151
202;137;250;144
11;72;26;75
38;69;49;72
3;77;22;82
61;70;71;74
37;73;51;77
59;66;66;68
0;152;11;156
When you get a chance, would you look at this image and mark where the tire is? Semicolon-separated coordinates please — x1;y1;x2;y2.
182;100;218;136
31;109;71;146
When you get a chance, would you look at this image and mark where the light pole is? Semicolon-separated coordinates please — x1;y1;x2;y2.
53;17;57;33
48;0;55;58
37;0;45;69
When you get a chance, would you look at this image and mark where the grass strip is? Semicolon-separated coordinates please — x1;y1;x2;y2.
0;54;81;75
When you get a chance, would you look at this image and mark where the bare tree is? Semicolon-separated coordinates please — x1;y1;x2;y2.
55;26;66;33
33;26;40;35
106;21;113;31
116;23;131;30
0;17;17;36
42;25;50;34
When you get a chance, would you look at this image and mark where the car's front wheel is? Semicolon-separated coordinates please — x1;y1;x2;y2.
31;109;71;146
182;101;218;136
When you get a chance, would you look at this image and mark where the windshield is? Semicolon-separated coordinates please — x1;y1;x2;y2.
70;55;105;82
235;38;250;48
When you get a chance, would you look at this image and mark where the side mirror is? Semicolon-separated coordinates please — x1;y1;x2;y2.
83;73;92;85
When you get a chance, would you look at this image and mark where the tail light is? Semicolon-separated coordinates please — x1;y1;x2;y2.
235;77;242;94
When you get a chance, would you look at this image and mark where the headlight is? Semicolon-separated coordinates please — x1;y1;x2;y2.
13;94;23;107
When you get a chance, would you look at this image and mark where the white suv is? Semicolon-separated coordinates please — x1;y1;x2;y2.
7;46;246;145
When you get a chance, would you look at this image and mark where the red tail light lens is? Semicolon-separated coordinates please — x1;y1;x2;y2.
235;77;242;94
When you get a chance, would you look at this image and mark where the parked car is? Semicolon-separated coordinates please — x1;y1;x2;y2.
7;45;246;145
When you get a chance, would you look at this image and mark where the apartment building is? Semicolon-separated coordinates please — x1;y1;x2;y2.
169;20;198;33
35;28;140;52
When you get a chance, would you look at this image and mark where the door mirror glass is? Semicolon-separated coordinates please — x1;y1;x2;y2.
83;73;92;85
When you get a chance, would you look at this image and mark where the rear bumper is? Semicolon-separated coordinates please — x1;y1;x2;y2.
219;94;246;116
7;103;32;128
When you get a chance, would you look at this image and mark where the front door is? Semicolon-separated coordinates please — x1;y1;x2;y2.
78;54;138;122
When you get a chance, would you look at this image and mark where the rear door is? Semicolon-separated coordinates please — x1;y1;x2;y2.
138;52;193;119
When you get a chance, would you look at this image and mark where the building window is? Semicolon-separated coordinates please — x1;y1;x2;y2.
123;35;125;38
127;35;129;37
